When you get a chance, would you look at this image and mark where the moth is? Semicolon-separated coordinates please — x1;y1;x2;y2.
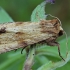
0;19;65;61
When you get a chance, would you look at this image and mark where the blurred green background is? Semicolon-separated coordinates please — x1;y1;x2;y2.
0;0;70;70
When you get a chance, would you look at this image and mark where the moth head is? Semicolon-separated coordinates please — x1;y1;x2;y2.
40;19;64;37
53;19;64;36
59;26;64;36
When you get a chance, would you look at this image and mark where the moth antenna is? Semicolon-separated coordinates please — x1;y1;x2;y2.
64;31;68;55
47;14;62;25
21;47;26;54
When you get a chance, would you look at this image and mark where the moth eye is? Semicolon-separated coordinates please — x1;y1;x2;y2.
58;30;63;36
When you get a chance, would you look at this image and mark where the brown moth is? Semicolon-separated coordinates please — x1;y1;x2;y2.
0;19;64;61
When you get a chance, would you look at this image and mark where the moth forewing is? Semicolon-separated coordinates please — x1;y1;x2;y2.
0;19;64;61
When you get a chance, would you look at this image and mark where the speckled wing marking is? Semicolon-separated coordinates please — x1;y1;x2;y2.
0;19;63;55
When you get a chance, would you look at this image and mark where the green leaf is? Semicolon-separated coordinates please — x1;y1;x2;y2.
37;51;70;70
23;47;35;70
0;51;25;70
0;7;13;23
36;37;70;70
31;1;46;22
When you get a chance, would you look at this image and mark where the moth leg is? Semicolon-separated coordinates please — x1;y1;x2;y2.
26;44;36;57
25;47;30;57
21;47;26;54
21;45;34;57
14;47;26;54
14;49;17;52
30;43;36;49
46;40;65;61
21;44;36;57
